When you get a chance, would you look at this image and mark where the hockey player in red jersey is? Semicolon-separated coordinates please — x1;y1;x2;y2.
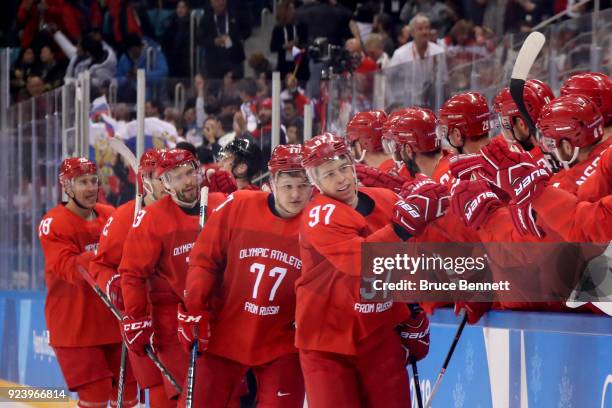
537;94;610;195
296;133;450;408
438;91;493;154
560;72;612;131
346;110;409;192
90;148;175;407
216;138;265;190
39;157;137;407
346;110;395;171
118;149;224;403
492;80;555;170
180;144;313;407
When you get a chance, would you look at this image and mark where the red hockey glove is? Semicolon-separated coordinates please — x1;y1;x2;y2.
105;274;124;312
454;302;491;325
355;163;406;193
121;315;154;357
449;153;485;180
508;201;545;238
399;175;450;219
204;168;237;194
479;138;551;205
451;179;502;229
177;303;211;354
398;304;430;362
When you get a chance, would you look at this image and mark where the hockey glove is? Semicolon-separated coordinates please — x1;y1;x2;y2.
508;200;545;238
454;302;491;325
355;163;406;193
205;168;238;194
398;304;430;362
177;303;211;354
451;179;502;230
121;315;154;357
449;153;485;180
479;138;551;205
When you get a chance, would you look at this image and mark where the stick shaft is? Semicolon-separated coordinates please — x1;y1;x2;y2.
411;357;424;408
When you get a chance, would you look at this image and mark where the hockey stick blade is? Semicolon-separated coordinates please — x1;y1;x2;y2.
510;31;546;136
108;137;139;173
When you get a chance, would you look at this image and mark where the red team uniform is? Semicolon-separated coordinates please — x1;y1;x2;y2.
39;158;137;407
185;190;305;407
90;198;171;403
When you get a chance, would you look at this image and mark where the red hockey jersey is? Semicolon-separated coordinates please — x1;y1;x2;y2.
119;194;225;317
39;203;119;347
295;187;410;355
186;190;302;366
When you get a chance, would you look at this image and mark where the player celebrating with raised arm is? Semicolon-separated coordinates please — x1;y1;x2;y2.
180;144;312;407
38;158;132;408
90;148;176;407
295;133;449;408
118;149;224;404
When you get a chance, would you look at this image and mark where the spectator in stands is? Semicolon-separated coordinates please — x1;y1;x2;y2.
217;110;251;147
106;0;156;51
10;47;37;97
365;33;391;69
280;73;311;118
504;0;552;33
182;105;199;142
239;78;259;133
116;34;169;101
38;45;65;89
372;13;397;58
164;105;179;127
197;0;251;78
286;122;302;144
390;14;447;105
391;14;445;65
56;30;117;90
399;0;456;36
297;0;351;97
380;0;408;26
397;23;411;46
252;97;287;163
282;99;303;130
25;75;45;98
270;0;309;82
345;37;378;74
17;0;84;49
440;19;492;64
349;1;377;44
162;0;191;77
145;100;162;118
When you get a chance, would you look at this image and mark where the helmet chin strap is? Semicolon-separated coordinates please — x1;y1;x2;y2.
354;149;366;163
554;146;580;169
65;182;96;210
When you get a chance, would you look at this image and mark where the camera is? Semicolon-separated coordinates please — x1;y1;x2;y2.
308;37;355;79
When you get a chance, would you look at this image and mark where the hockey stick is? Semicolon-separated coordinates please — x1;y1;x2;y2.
116;190;144;407
509;31;546;137
185;186;209;408
107;137;139;174
424;313;468;408
410;357;424;408
77;266;183;393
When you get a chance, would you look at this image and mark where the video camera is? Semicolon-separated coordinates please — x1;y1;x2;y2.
308;37;355;80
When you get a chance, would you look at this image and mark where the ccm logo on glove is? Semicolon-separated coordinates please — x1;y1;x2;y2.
124;321;152;331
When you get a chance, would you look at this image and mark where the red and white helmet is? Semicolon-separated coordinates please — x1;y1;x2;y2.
268;144;305;175
139;148;165;195
438;92;492;140
155;148;201;205
536;94;604;166
155;148;198;178
526;79;555;103
59;157;97;186
493;81;552;135
387;108;440;153
302;133;352;170
346;110;388;154
560;72;612;125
